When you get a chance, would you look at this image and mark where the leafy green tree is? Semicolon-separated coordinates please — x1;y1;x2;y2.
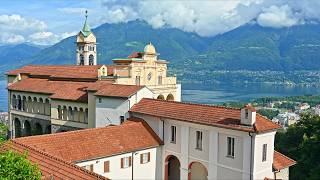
0;150;42;180
275;113;320;180
0;123;8;143
0;123;42;179
257;109;279;119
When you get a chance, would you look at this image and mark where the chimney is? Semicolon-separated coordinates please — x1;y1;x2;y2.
241;104;256;126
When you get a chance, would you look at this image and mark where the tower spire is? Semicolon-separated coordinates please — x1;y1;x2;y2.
81;10;91;37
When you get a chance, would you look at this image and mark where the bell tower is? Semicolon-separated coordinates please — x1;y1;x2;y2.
76;10;97;65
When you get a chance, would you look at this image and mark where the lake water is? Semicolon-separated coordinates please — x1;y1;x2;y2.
1;80;320;111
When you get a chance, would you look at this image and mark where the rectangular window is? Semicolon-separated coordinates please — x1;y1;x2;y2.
98;98;102;103
227;137;235;157
135;76;141;85
196;131;203;150
104;161;110;173
171;126;176;143
83;164;94;172
120;116;125;124
121;156;131;168
140;152;150;164
262;144;267;162
158;76;162;85
245;109;249;119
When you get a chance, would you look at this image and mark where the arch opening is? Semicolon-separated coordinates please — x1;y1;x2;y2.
188;162;208;180
80;54;84;65
14;118;21;138
157;95;165;100
166;94;174;101
34;123;43;135
45;125;51;134
165;155;180;180
89;54;94;65
24;121;32;137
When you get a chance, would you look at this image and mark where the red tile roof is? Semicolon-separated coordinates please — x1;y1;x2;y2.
8;78;145;101
273;151;296;171
88;81;145;98
8;78;92;102
14;119;162;162
130;98;281;133
128;52;143;58
1;140;108;180
6;65;114;80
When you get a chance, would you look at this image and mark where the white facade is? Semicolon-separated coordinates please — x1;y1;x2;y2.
132;113;276;180
95;87;153;126
76;147;162;180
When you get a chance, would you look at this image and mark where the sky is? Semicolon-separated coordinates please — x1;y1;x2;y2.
1;0;319;45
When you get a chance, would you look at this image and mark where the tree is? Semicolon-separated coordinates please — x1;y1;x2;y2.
0;123;42;179
275;113;320;180
0;123;8;143
0;150;42;179
257;109;279;120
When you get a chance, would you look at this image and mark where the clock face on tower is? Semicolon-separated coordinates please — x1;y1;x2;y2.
147;72;152;81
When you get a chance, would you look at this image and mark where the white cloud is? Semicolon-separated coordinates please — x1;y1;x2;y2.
0;14;46;32
57;7;87;14
257;5;299;28
0;33;25;44
0;14;76;45
99;0;320;36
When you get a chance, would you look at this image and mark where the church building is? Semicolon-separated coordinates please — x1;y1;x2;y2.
4;12;295;180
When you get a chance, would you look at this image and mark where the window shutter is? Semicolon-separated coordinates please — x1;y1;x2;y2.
90;164;93;172
121;158;124;168
129;156;132;166
104;161;109;173
140;154;143;164
148;152;150;162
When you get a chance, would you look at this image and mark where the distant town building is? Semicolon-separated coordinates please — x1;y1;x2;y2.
295;103;310;111
314;104;320;115
273;112;300;127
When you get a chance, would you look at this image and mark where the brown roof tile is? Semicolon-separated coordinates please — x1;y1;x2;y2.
130;98;281;133
1;140;108;180
7;78;92;102
14;119;162;162
8;78;145;102
88;81;145;98
6;65;114;80
273;151;296;171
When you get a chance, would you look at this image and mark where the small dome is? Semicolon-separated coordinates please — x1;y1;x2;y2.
144;42;156;55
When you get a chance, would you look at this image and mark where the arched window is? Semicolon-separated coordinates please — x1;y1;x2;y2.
80;54;84;65
89;54;94;65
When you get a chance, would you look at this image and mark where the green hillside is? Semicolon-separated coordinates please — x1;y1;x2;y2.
2;20;320;83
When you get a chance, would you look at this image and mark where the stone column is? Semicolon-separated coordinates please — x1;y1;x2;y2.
180;125;189;180
208;131;218;179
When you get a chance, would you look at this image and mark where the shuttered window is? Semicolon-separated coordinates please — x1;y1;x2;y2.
104;161;110;173
262;144;267;162
121;156;131;168
227;137;235;158
140;152;151;164
196;131;203;150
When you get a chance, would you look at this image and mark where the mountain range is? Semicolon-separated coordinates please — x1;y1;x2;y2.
1;20;320;82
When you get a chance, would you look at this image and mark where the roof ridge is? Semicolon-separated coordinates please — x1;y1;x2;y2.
14;125;122;140
127;117;164;145
274;150;296;163
8;140;107;179
15;121;147;141
142;98;241;110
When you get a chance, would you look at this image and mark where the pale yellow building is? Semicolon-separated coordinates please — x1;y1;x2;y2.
109;43;181;101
